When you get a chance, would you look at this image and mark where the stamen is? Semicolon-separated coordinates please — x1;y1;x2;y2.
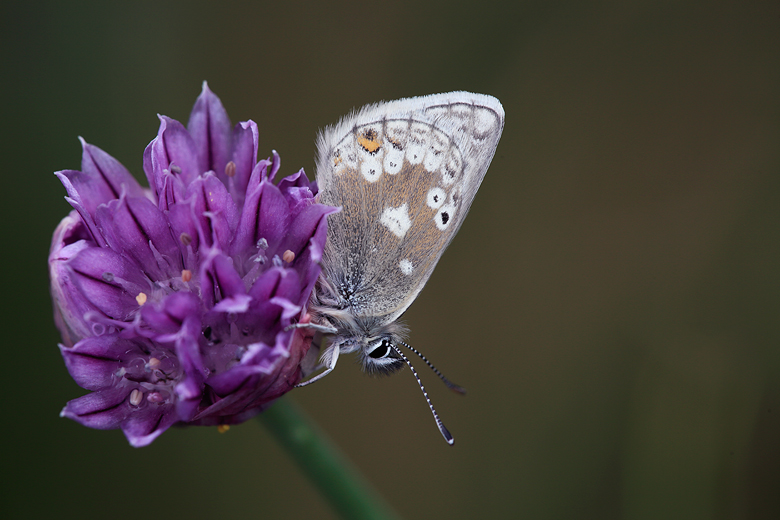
225;160;237;178
147;357;161;369
180;233;192;246
257;238;269;250
91;322;107;336
129;389;143;406
102;272;115;282
136;292;148;306
272;255;283;267
147;392;164;403
282;250;295;263
170;164;182;174
181;269;192;282
217;425;230;433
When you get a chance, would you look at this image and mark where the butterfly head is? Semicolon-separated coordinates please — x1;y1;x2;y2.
317;315;408;376
359;335;406;375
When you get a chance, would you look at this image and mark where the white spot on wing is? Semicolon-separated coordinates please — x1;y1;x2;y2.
380;203;411;238
384;120;408;174
360;156;382;182
427;187;446;209
435;204;455;230
473;107;499;135
399;259;413;275
384;148;403;175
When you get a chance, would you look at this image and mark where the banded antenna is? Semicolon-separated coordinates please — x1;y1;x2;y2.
390;343;461;445
397;340;467;395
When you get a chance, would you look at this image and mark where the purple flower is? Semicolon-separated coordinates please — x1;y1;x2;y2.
49;83;337;446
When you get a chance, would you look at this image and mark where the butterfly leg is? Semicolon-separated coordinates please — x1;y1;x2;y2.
286;322;338;334
295;344;340;387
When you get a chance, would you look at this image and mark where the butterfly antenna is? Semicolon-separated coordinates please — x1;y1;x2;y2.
397;341;466;395
390;344;454;445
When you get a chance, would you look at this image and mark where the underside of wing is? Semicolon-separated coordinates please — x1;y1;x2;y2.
315;92;505;323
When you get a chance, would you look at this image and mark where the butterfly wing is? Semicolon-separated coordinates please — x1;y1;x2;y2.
315;92;504;324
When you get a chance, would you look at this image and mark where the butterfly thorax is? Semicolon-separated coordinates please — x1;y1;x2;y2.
308;273;407;374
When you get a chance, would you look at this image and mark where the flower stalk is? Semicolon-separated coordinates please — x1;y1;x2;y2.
259;397;402;520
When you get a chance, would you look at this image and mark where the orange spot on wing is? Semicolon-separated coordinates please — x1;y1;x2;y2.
357;131;382;153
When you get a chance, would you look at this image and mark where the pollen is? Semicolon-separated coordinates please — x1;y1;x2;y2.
282;249;295;263
147;357;161;369
217;424;230;434
136;292;148;306
181;269;192;282
129;389;143;406
225;160;237;178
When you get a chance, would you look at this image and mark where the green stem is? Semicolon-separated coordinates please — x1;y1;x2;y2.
258;397;402;520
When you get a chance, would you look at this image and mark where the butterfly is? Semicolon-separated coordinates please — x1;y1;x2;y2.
297;92;504;444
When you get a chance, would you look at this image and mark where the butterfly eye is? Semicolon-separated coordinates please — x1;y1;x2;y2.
367;339;392;359
362;338;404;375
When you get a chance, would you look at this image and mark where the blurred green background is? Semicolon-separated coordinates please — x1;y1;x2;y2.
2;2;779;519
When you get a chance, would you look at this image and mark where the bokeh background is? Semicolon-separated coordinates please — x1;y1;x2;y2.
2;2;779;518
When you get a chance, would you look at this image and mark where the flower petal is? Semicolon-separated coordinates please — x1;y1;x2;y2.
95;194;181;281
229;120;258;205
79;138;144;201
138;292;201;340
61;386;133;430
186;172;238;251
65;245;149;322
192;327;310;425
50;213;102;345
199;251;247;310
157;170;188;212
280;201;338;265
230;173;289;264
143;115;202;197
173;315;207;421
60;338;125;391
122;406;179;447
187;82;233;179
